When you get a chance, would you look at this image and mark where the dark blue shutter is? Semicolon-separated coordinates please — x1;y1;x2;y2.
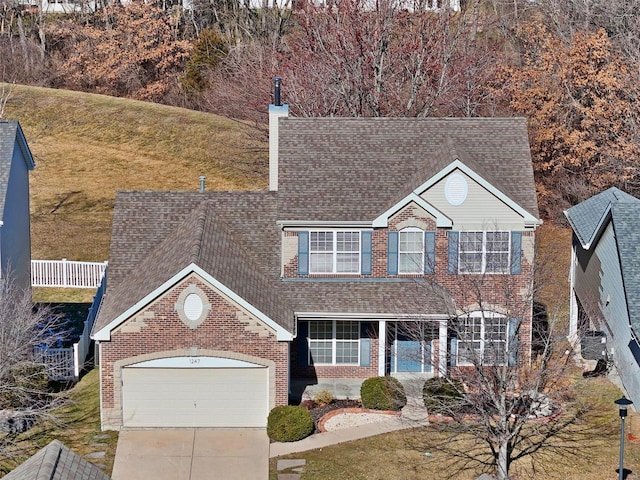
388;232;399;275
424;231;436;274
448;231;459;274
298;231;309;275
361;231;372;275
510;232;522;275
297;321;309;366
450;337;458;367
360;322;372;366
508;317;520;366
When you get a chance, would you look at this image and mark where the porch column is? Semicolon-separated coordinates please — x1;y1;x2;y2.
438;320;447;377
378;320;386;376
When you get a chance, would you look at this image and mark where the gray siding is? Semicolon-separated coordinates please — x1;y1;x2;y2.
575;224;640;404
1;141;31;290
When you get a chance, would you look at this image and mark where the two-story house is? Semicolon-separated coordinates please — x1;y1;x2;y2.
91;97;541;430
0;121;35;291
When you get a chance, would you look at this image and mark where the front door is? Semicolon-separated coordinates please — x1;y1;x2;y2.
391;333;432;373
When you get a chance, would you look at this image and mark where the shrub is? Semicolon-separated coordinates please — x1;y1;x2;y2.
267;405;314;442
313;389;335;407
422;377;464;415
0;362;49;409
360;376;407;411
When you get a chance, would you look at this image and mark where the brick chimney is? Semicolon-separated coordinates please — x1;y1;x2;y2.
269;77;289;192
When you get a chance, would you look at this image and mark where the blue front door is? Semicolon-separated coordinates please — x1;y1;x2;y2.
392;333;432;373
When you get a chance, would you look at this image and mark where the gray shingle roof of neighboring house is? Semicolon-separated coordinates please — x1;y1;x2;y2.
564;186;639;248
94;190;456;336
277;117;539;222
3;440;110;480
611;202;640;338
0;121;35;218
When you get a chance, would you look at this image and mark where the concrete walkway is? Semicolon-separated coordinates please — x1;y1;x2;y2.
270;412;428;458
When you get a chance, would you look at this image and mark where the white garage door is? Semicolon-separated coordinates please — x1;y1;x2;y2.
122;362;268;428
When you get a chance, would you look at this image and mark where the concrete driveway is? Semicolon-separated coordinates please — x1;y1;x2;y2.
111;428;269;480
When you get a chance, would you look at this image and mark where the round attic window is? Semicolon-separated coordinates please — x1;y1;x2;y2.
183;293;204;321
175;284;211;329
444;173;468;206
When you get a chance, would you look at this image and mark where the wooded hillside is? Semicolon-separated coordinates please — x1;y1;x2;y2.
2;0;640;220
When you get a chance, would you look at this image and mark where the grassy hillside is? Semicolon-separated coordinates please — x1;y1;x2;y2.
3;85;268;263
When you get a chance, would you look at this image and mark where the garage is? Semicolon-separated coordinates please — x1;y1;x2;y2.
121;357;269;428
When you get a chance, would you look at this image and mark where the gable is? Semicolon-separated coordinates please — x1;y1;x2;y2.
421;168;532;230
95;267;292;341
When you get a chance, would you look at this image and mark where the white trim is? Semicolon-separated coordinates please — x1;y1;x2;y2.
378;320;386;376
278;221;372;229
456;311;507;366
308;230;361;274
307;320;360;366
295;312;446;320
438;320;447;376
414;160;541;227
398;227;424;274
458;231;511;274
92;263;293;342
372;193;452;228
126;356;266;368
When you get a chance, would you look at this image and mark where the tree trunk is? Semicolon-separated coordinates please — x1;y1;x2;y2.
497;441;509;480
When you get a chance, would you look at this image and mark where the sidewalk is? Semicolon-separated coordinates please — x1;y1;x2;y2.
269;409;428;458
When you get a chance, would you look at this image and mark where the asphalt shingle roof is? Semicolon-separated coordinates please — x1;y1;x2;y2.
0;121;35;218
277;117;539;221
611;202;640;337
95;117;539;336
564;187;639;248
3;440;110;480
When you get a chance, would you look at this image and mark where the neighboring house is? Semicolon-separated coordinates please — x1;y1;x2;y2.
0;121;35;291
91;98;541;430
565;187;640;404
3;440;110;480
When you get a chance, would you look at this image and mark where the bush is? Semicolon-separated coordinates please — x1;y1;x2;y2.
313;389;335;407
360;376;407;411
267;405;314;442
422;377;464;415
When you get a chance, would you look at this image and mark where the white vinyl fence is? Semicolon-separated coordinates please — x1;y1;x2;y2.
35;268;107;381
31;259;107;288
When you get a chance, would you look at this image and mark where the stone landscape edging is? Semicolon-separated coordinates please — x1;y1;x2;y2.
317;407;401;432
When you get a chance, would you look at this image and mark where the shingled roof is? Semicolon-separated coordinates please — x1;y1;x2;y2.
3;440;110;480
0;121;35;218
277;117;538;222
564;187;639;248
94;189;456;337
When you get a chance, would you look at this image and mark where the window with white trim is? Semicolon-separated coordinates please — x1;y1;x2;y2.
399;228;424;274
309;231;360;273
457;312;507;365
459;231;510;274
308;320;360;365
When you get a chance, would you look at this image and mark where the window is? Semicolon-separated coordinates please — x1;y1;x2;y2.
308;320;359;365
309;231;360;273
459;231;510;274
457;312;507;365
399;229;423;274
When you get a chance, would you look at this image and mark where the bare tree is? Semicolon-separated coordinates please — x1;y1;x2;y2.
395;256;606;480
0;271;68;458
0;80;14;119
